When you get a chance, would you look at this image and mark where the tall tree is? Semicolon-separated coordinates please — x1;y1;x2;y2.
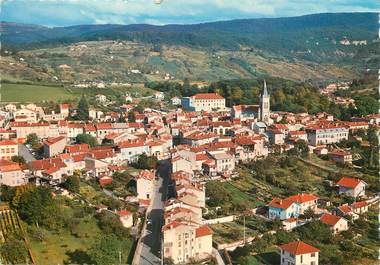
76;95;89;121
63;175;80;193
127;111;136;122
76;133;98;147
88;234;122;265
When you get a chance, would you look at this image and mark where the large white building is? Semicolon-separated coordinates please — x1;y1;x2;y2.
162;220;213;264
306;123;348;146
181;93;225;112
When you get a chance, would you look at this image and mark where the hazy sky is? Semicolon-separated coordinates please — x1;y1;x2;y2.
1;0;379;26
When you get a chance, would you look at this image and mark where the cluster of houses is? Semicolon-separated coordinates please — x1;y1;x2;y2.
0;79;377;265
267;177;369;246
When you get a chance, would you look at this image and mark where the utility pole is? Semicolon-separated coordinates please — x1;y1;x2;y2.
119;250;122;265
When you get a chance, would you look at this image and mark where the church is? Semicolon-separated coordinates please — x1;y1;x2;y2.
231;80;272;124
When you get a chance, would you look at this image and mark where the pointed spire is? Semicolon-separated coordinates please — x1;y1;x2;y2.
262;79;268;97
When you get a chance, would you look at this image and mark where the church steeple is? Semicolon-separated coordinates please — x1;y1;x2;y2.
260;79;270;124
262;79;268;97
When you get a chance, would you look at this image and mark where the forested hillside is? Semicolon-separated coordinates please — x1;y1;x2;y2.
1;13;378;66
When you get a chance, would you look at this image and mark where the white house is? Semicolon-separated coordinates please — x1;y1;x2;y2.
320;213;348;234
171;97;181;106
117;210;134;228
136;170;155;200
268;198;300;220
336;177;367;198
280;240;320;265
119;140;149;162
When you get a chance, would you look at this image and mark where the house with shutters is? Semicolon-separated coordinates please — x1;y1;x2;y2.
280;240;320;265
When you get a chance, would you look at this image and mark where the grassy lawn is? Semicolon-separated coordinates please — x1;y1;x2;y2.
1;83;77;102
28;216;101;265
221;181;265;208
0;82;156;103
211;221;258;244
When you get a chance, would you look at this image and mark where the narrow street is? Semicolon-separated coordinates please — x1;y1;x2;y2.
18;144;36;163
134;159;170;265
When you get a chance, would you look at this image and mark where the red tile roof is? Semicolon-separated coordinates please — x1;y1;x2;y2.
11;122;49;127
118;140;145;148
287;193;318;204
196;154;209;161
320;213;343;226
338;204;352;214
268;198;295;209
0;160;22;172
64;144;90;154
117;210;132;217
96;123;113;130
193;93;224;100
351;201;368;209
99;177;113;187
43;136;66;146
279;241;320;255
337;177;365;189
0;140;17;146
195;225;213;238
29;158;66;171
136;170;155;181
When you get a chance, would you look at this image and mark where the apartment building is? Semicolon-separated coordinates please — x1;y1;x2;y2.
306;123;348;146
0;140;18;160
43;136;67;158
0;159;27;186
162;220;213;264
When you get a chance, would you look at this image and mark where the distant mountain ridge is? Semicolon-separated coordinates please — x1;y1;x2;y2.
1;12;378;64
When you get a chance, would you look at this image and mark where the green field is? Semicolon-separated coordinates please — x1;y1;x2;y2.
0;82;156;103
28;216;100;265
1;83;77;102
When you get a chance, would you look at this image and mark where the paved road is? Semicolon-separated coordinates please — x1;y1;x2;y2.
18;144;36;162
136;159;170;265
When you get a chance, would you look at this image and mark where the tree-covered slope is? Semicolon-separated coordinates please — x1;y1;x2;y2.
1;12;378;63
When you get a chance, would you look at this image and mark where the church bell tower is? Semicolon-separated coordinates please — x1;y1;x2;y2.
260;79;270;123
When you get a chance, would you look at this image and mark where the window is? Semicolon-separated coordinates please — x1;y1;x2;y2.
311;262;315;265
300;255;303;263
311;253;315;257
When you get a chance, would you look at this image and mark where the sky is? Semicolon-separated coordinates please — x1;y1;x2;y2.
0;0;379;27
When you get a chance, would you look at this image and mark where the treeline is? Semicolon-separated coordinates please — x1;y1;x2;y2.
147;77;378;119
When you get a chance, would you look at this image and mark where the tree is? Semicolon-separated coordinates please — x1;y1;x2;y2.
76;95;89;121
0;185;15;202
88;234;122;265
134;154;158;169
96;211;129;239
11;155;26;165
17;186;54;226
76;133;98;147
26;133;39;147
182;78;191;96
63;175;80;193
205;181;231;207
127;111;136;122
296;220;332;244
291;140;309;157
303;208;316;219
